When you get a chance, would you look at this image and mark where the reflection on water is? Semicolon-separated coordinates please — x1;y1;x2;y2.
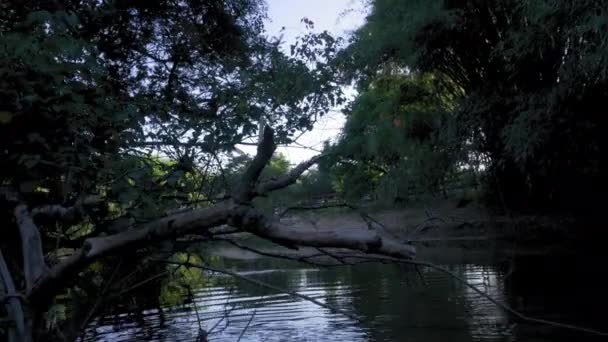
85;256;606;342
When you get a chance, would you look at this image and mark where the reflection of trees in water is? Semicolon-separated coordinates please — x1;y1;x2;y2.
342;263;477;342
86;257;604;342
196;262;511;342
503;256;608;341
461;265;510;340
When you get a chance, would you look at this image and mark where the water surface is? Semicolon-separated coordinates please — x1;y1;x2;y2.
86;254;606;341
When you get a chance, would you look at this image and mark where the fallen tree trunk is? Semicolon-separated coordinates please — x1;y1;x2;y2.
23;126;416;312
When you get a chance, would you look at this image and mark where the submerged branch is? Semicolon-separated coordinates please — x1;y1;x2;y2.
236;308;257;342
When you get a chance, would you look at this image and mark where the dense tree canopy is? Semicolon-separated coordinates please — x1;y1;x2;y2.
332;0;605;210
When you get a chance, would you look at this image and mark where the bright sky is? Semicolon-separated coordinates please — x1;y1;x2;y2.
238;0;367;164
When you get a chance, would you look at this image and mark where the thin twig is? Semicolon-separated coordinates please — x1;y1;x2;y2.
78;259;124;337
186;285;203;332
316;248;346;265
236;308;257;342
208;287;237;335
211;237;330;267
279;202;348;218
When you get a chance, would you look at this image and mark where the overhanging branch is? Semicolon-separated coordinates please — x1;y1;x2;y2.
232;125;276;203
24;128;418;311
30;195;102;223
256;154;324;195
234;207;416;259
27;202;232;304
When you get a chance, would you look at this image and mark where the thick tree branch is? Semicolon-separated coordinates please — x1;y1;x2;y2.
30;205;74;219
232;125;276;203
235;207;416;259
30;195;102;223
256;154;323;195
14;205;49;291
27;202;232;305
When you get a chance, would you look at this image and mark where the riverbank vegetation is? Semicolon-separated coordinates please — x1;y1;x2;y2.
321;0;604;212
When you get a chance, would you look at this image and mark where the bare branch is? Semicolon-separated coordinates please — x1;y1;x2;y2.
27;202;232;304
316;248;347;265
212;238;384;268
236;208;416;260
233;125;276;203
279;202;347;217
236;308;256;342
208;287;237;335
14;205;49;291
30;205;74;219
212;237;331;267
282;201;401;241
207;225;241;236
23;129;416;311
133;141;211;149
30;195;103;226
256;154;323;195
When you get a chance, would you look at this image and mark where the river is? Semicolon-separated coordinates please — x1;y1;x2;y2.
84;246;607;342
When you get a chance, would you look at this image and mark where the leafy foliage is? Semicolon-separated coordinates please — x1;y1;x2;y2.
0;1;343;339
328;73;460;202
335;0;605;210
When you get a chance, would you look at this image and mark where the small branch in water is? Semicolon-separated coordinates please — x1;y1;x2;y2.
236;308;257;342
158;260;361;322
207;288;237;335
